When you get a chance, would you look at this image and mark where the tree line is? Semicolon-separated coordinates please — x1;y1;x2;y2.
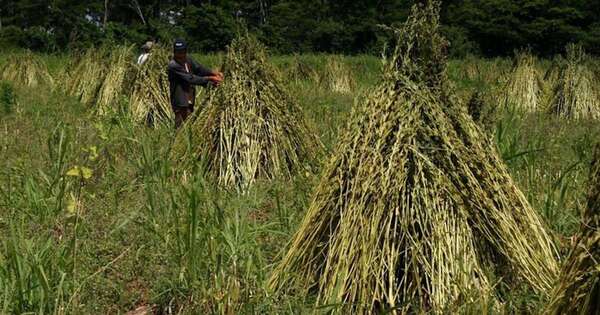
0;0;598;57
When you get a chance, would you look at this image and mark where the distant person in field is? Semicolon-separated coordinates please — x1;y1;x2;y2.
168;38;223;128
137;40;154;65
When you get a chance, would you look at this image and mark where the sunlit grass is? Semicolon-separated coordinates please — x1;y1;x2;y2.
0;52;599;313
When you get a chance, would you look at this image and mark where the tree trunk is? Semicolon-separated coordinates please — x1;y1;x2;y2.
131;0;146;25
153;0;161;19
103;0;109;28
259;0;267;24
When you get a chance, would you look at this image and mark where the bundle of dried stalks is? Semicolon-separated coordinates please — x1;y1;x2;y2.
461;55;480;81
481;58;509;84
65;48;108;105
172;35;321;190
544;55;564;88
549;44;600;120
129;46;173;124
0;51;54;88
502;51;545;111
270;1;558;313
322;55;355;93
96;45;135;115
284;55;321;83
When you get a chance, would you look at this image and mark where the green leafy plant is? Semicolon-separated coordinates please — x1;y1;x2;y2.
0;81;16;114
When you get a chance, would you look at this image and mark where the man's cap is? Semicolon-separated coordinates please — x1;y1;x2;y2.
173;39;188;52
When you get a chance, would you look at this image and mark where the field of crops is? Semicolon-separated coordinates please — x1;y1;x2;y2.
0;37;599;314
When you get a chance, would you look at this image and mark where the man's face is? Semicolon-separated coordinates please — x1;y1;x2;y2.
174;50;187;62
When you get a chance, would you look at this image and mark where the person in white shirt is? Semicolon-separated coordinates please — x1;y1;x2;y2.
137;41;154;65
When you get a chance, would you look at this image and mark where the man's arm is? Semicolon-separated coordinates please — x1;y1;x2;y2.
168;62;210;86
190;58;215;77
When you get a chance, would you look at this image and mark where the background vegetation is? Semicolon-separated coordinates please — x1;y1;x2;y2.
0;0;599;57
0;53;599;313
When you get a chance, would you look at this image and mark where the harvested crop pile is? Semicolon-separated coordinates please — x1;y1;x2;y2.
456;57;507;84
65;48;108;105
481;58;509;84
545;145;600;315
544;55;564;87
270;1;558;313
284;55;320;83
549;44;600;120
502;51;545;111
322;55;355;93
172;35;321;190
96;45;135;115
0;51;54;88
129;46;173;124
460;55;479;81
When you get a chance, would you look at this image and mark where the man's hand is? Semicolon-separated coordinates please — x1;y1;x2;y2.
206;70;224;87
208;75;223;87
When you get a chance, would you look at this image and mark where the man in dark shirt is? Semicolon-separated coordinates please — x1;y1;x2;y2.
168;39;223;128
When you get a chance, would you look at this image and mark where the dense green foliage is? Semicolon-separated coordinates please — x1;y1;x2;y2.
0;0;598;56
0;81;15;113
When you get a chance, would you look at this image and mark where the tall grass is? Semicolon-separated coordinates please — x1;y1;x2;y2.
0;51;599;313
